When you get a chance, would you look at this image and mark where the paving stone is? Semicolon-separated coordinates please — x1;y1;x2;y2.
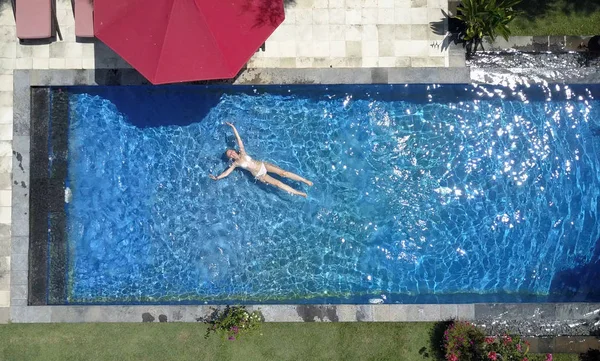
278;41;297;57
32;58;49;69
377;25;395;41
0;107;11;124
362;8;378;24
363;40;378;57
0;173;10;190
0;74;11;91
0;124;11;140
313;9;329;25
279;57;296;67
378;40;394;56
330;41;345;57
0;42;15;58
312;25;329;41
346;41;362;57
82;58;95;69
329;25;346;40
31;44;50;58
362;56;378;67
0;92;11;107
329;9;345;24
297;41;314;57
395;8;411;23
0;307;8;323
49;58;66;69
555;303;600;320
410;8;428;23
295;9;312;24
10;270;26;286
0;58;13;74
312;57;331;67
371;67;388;82
0;206;9;224
313;41;329;57
378;8;395;24
0;189;9;206
66;58;83;69
0;290;8;306
395;56;411;66
49;42;66;58
295;24;312;41
11;284;26;300
395;24;412;40
15;57;32;69
378;56;396;66
0;25;15;42
10;252;26;271
363;24;378;40
11;306;52;323
345;25;362;41
345;9;361;24
457;304;475;320
259;305;303;322
0;237;8;256
440;304;458;320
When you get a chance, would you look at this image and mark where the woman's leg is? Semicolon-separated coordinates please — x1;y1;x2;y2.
259;175;307;197
264;162;313;186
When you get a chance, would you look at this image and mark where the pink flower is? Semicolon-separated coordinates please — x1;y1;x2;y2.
488;351;498;361
485;337;495;344
516;343;522;351
447;353;458;361
228;336;235;341
545;354;553;361
522;358;529;361
503;335;513;345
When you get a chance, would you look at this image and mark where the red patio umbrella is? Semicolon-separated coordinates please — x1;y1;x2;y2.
94;0;285;84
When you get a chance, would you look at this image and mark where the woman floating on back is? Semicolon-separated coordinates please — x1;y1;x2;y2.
210;122;313;197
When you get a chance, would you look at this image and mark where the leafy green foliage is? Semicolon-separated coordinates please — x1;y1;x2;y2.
444;321;486;361
205;306;263;341
454;0;522;54
444;322;555;361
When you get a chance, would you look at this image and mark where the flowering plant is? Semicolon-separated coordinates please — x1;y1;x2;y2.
444;321;485;361
443;323;554;361
205;306;263;341
482;333;550;361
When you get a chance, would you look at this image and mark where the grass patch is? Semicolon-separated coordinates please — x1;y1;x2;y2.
0;323;434;361
0;323;584;361
509;0;600;35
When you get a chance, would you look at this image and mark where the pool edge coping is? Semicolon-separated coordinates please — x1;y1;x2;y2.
10;68;600;324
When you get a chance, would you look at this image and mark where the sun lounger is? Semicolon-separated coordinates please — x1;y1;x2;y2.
75;0;94;38
16;0;52;40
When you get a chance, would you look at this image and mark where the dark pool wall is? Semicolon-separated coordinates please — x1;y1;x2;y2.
29;88;68;306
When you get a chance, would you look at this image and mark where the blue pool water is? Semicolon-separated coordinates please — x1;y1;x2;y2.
61;84;600;304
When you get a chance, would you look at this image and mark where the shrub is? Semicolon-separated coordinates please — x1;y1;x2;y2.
444;321;485;361
453;0;522;56
443;323;557;361
204;306;263;341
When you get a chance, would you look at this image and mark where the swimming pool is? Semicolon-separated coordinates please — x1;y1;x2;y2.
40;84;600;304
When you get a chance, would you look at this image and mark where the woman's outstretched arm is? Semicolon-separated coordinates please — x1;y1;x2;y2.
209;164;237;180
226;122;245;154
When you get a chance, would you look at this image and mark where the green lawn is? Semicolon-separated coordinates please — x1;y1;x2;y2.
509;0;600;35
0;323;581;361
